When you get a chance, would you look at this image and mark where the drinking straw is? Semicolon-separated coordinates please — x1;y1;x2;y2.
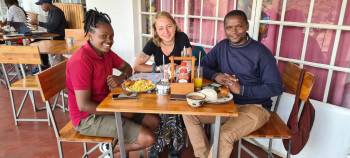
198;51;202;76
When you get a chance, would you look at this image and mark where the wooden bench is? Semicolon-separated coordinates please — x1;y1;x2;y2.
36;60;114;158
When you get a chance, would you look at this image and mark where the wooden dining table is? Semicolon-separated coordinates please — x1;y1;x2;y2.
30;40;84;54
97;87;238;158
0;32;59;41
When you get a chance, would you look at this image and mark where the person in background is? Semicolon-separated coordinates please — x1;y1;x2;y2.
133;11;192;158
0;0;27;27
66;9;159;156
34;0;66;39
183;10;283;158
33;0;67;69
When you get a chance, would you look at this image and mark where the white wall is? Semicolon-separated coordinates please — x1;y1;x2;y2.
86;0;140;65
256;93;350;158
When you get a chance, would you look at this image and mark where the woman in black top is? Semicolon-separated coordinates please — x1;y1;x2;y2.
134;11;192;72
134;11;192;158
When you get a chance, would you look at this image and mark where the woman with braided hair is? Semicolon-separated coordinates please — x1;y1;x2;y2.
66;8;159;156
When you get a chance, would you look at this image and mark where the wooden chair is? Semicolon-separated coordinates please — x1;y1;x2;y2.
65;29;86;41
0;45;50;126
237;62;315;158
36;60;115;158
54;3;84;29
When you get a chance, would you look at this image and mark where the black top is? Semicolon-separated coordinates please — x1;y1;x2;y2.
143;32;191;66
202;36;282;109
39;6;67;40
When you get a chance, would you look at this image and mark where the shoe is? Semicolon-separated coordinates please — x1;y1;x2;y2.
31;67;39;74
99;143;110;153
99;143;111;158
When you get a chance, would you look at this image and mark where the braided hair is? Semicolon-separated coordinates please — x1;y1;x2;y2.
84;8;111;36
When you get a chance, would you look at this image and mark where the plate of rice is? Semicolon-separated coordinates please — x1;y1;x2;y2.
122;79;156;93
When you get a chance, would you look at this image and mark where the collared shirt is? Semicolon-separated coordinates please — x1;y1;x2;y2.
66;42;124;127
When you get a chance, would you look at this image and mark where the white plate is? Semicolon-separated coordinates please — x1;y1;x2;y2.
206;93;233;104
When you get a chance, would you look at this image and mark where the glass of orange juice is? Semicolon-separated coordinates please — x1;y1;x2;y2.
194;67;203;90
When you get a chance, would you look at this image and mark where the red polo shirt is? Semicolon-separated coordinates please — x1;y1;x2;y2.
66;42;124;127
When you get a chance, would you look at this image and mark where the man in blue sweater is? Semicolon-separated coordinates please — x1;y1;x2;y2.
183;10;282;158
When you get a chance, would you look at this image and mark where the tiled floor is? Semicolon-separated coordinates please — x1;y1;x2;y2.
0;84;280;158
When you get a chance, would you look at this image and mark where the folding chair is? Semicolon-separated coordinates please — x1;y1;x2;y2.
36;60;115;158
0;45;50;126
237;62;315;158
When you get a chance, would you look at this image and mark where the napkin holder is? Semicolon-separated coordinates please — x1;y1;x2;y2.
169;56;195;95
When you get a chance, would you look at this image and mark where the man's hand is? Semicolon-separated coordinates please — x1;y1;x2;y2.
107;75;126;90
214;73;227;85
222;74;241;94
214;73;241;94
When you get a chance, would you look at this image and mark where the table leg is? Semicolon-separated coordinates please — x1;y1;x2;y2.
212;116;221;158
115;112;126;158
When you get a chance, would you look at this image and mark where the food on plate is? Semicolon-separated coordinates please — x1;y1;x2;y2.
123;79;155;92
188;95;205;100
200;89;218;102
217;86;229;98
123;80;135;87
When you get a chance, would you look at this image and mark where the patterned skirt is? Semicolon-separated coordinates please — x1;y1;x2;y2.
149;114;186;154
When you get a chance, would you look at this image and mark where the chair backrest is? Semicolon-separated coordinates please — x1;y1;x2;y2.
36;60;67;102
0;46;41;65
192;45;206;66
36;60;67;138
65;29;86;41
54;3;84;29
282;62;315;102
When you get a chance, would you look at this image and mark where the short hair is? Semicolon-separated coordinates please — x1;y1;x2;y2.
224;10;249;26
84;8;111;36
152;11;180;47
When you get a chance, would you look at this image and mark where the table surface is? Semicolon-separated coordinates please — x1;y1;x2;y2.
97;88;238;117
0;32;59;41
30;40;84;54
